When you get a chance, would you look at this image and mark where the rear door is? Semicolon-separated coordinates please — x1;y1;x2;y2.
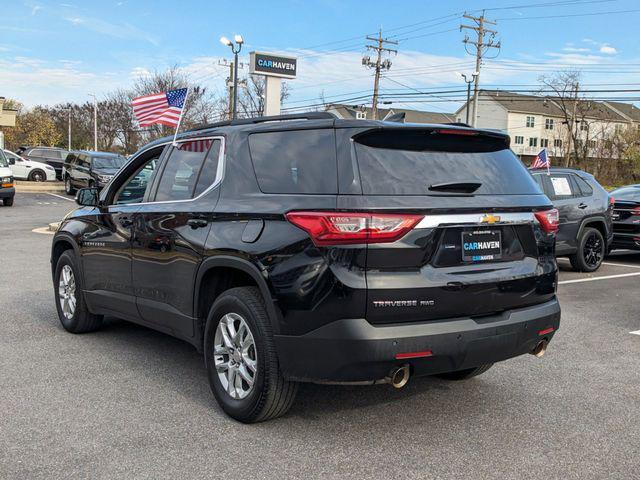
545;173;582;253
337;127;557;324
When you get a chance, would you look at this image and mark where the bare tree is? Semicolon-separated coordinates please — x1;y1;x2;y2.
236;76;290;118
539;70;594;168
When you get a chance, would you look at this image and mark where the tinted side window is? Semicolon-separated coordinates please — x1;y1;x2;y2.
249;129;337;194
573;175;593;197
31;149;46;157
193;139;222;197
65;153;77;165
116;156;161;205
548;174;575;200
154;143;209;202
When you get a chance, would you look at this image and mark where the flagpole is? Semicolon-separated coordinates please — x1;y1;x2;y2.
545;148;550;176
172;87;190;147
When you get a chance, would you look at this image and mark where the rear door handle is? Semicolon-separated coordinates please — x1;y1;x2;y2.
187;218;208;229
578;203;588;209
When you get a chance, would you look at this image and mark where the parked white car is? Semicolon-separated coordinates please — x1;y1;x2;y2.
4;149;57;182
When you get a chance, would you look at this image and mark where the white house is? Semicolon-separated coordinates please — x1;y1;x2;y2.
455;91;633;164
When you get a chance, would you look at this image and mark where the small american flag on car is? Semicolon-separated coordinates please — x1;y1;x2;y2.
131;88;188;128
530;148;550;173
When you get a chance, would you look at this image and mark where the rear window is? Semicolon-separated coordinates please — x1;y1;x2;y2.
611;187;640;202
353;130;541;196
248;129;337;194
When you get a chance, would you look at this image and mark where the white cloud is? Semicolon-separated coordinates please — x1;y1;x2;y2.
63;16;159;46
600;44;617;55
563;47;590;53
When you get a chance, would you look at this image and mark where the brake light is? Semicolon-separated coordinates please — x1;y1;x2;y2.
631;207;640;216
609;196;615;206
434;128;478;136
286;211;423;246
534;208;559;234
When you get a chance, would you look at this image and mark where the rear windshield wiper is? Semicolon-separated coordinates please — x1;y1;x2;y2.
428;181;482;194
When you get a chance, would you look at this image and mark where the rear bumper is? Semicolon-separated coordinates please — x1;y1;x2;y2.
611;232;640;250
275;298;561;383
0;186;15;198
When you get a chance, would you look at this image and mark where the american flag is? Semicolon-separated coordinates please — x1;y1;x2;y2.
131;88;187;127
531;148;550;171
177;139;212;152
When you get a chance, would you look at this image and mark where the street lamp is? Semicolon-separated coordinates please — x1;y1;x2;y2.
220;34;244;120
88;93;98;151
461;72;479;125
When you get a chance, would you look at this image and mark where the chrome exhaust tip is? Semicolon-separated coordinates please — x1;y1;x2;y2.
390;364;410;389
531;340;548;358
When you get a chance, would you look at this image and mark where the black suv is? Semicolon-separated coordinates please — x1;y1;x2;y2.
19;146;68;179
531;167;613;272
63;150;127;195
51;113;561;423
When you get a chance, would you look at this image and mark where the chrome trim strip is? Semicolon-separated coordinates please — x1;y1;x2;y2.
109;136;225;207
415;212;536;229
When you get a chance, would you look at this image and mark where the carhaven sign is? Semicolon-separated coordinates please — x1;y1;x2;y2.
249;52;297;79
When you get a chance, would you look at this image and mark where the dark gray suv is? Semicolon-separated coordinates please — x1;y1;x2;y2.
531;167;613;272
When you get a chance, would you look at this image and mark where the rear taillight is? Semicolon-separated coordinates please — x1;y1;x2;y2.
609;196;615;207
632;206;640;216
534;208;559;234
286;211;423;246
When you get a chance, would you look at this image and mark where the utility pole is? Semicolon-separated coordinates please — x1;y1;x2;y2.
363;29;397;120
88;93;98;150
461;11;500;127
219;59;247;120
65;107;71;150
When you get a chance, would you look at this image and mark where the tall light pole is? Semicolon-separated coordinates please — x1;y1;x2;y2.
88;93;98;150
220;34;243;120
461;72;478;125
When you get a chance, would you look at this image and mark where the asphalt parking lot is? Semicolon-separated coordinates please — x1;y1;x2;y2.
1;192;639;479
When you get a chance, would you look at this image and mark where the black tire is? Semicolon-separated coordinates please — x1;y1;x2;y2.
3;196;14;206
29;169;46;182
569;227;605;272
436;363;493;381
54;250;103;333
204;286;298;423
64;176;75;195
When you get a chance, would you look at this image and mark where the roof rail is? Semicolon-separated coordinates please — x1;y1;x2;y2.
191;111;336;132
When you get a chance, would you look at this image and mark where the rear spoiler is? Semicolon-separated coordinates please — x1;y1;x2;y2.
351;125;511;151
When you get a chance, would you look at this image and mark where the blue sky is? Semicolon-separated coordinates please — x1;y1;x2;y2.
2;0;640;113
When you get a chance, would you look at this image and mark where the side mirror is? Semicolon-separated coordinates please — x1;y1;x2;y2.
8;158;15;165
76;187;99;206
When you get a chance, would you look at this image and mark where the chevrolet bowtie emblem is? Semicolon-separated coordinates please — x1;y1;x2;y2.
480;214;501;224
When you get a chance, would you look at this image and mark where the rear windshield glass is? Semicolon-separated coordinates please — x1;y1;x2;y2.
249;129;337;194
611;187;640;201
92;156;126;169
353;130;541;195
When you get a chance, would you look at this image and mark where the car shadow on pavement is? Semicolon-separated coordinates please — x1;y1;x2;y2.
93;317;515;424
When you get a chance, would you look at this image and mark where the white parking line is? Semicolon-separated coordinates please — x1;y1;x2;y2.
559;271;640;285
630;330;640;336
46;192;74;202
602;262;640;269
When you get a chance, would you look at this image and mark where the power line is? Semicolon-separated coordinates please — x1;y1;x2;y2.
496;7;640;20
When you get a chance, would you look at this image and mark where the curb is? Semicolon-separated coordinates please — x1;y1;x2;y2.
15;181;66;193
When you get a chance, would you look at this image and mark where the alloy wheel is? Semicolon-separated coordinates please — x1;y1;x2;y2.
32;171;45;182
58;265;77;320
213;312;257;400
583;232;603;268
